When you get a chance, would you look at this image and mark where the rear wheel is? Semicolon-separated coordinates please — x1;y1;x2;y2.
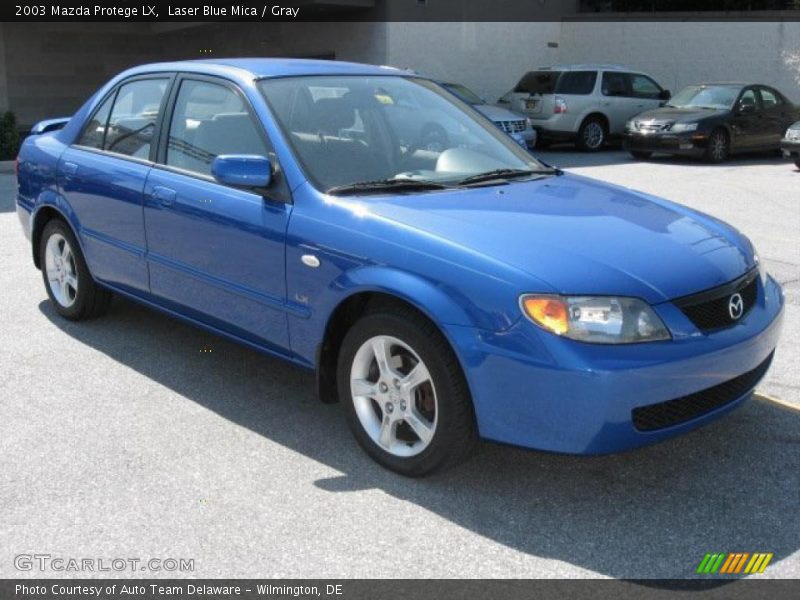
577;117;607;151
705;129;729;163
337;306;476;476
40;219;111;320
794;159;800;169
629;150;653;160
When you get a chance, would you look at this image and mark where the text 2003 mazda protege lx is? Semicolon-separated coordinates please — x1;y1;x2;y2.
16;60;784;475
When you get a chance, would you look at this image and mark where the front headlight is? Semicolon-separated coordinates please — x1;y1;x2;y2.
785;127;800;141
671;122;698;133
520;295;671;344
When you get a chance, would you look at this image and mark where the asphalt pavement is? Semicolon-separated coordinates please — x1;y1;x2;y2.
0;150;798;579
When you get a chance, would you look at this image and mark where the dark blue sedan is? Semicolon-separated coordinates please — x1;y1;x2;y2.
16;59;784;476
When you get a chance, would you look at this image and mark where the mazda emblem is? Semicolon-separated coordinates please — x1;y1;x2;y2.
728;292;744;320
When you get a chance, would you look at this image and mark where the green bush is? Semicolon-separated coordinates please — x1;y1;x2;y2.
0;111;21;160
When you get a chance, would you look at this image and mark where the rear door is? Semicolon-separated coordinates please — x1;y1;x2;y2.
143;75;293;351
599;71;635;133
757;86;791;147
60;75;172;293
730;87;764;150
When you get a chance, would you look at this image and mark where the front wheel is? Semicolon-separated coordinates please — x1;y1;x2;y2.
337;306;476;476
40;219;111;320
705;129;729;163
794;159;800;169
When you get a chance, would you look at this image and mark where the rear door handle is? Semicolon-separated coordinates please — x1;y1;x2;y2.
150;186;177;207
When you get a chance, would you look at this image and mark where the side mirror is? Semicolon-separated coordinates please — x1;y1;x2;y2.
659;89;671;101
211;154;272;188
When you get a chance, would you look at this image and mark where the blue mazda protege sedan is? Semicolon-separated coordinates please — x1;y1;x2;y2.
16;59;784;476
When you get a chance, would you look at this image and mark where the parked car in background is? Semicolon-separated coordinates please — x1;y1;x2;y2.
498;64;669;151
16;59;784;476
624;83;799;162
781;121;800;168
440;82;536;149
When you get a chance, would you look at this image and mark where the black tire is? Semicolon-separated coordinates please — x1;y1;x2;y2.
576;116;607;151
705;128;730;163
794;159;800;169
629;150;652;160
39;219;111;321
418;125;449;152
337;305;477;477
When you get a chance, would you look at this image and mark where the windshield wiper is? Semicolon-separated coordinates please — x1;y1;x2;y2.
456;168;551;186
326;178;452;196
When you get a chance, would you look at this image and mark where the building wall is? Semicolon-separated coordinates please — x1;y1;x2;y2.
559;21;800;102
386;22;564;102
386;21;800;103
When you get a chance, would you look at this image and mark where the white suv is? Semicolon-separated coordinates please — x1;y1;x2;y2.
498;64;670;151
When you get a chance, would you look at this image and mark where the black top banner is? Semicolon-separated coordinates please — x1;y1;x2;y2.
4;0;800;22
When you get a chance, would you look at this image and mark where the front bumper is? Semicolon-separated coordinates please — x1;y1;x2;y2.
624;131;707;157
780;137;800;159
445;275;784;454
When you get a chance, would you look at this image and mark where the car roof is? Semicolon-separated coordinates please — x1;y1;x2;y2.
119;58;406;81
534;64;629;72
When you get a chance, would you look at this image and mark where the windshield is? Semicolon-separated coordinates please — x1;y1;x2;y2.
667;85;740;110
259;75;544;192
443;83;484;105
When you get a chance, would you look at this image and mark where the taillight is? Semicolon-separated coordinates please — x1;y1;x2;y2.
554;96;568;114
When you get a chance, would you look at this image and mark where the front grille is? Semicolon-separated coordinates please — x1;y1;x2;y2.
634;120;671;132
632;352;774;432
499;119;526;134
674;269;759;332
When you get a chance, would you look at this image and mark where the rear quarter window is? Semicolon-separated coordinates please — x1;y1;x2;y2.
514;71;561;94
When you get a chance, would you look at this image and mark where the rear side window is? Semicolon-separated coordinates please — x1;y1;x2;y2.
166;79;269;177
601;72;630;97
514;71;561;94
104;78;169;158
630;74;662;99
555;71;597;95
759;87;783;108
77;93;114;149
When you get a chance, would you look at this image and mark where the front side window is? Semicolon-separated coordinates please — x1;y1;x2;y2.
166;79;269;177
556;71;597;95
738;88;759;112
259;75;545;192
629;74;662;99
104;78;169;158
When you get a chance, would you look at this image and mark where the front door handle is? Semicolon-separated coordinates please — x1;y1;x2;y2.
150;186;177;207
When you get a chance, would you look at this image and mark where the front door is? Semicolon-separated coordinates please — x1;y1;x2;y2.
143;76;292;350
730;87;763;151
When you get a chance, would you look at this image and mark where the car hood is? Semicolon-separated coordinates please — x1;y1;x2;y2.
634;106;729;124
474;104;526;122
365;174;754;303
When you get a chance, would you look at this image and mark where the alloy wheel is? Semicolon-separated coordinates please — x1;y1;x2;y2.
44;233;78;308
583;122;604;149
350;335;438;457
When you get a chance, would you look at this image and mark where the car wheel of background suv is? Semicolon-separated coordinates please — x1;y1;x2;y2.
337;304;477;477
40;219;111;321
577;116;607;151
